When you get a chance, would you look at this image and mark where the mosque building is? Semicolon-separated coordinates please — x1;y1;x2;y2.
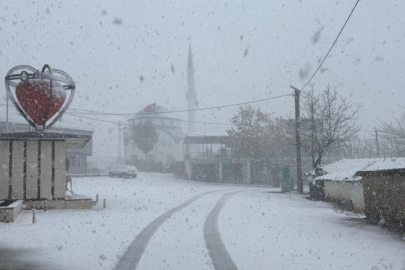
123;45;197;167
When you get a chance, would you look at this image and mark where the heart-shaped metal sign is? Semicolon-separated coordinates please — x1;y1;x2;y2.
5;64;75;131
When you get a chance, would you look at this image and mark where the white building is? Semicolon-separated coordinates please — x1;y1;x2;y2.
124;45;197;167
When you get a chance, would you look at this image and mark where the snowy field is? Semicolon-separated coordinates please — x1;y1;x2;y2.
0;173;404;270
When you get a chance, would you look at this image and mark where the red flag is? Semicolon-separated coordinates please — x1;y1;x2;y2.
144;103;155;112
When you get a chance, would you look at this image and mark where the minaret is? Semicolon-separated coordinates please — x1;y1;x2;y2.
185;44;197;134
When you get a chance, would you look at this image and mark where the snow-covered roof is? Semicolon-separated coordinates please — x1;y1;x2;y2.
129;105;183;121
313;158;405;182
187;133;227;137
355;158;405;174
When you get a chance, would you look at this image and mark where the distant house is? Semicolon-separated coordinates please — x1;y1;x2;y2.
0;121;93;175
307;158;405;213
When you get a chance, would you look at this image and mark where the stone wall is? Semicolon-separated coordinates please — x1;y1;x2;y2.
362;174;405;224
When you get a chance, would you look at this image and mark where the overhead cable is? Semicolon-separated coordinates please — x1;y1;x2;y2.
66;93;293;116
301;0;361;91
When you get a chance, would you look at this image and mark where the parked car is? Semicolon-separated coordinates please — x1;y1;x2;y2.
108;165;138;178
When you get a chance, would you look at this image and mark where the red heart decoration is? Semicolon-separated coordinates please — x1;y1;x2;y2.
15;80;66;125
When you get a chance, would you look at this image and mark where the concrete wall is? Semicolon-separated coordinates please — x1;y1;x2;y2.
324;181;365;213
0;141;10;200
0;200;23;222
362;174;405;224
185;160;244;183
0;140;67;201
25;196;93;210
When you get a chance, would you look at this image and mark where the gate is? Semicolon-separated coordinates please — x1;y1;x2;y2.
281;167;292;193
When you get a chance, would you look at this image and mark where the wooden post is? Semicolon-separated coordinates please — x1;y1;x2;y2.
291;86;303;194
44;201;48;212
96;194;99;203
103;198;106;209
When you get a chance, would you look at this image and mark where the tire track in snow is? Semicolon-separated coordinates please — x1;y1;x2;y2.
204;191;242;270
113;190;220;270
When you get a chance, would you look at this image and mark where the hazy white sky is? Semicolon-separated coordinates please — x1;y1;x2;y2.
1;0;404;157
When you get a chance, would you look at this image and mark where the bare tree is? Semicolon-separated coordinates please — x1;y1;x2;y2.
227;105;272;159
342;138;377;159
125;120;159;159
302;86;362;167
378;117;405;157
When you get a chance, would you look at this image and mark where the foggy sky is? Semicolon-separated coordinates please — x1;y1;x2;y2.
1;0;404;157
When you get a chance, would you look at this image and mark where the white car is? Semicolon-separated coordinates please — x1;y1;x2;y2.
108;165;138;178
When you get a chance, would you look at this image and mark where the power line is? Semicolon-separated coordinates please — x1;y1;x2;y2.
2;92;292;117
301;0;361;91
3;92;292;127
2;105;234;127
65;93;293;116
65;113;232;127
66;113;127;126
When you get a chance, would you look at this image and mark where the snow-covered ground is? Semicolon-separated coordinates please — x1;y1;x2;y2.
220;192;405;270
0;173;404;270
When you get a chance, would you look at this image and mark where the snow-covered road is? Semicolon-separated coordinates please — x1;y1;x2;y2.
0;173;404;270
204;191;241;270
114;190;218;270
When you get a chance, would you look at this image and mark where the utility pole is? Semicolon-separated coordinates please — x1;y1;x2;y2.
375;128;380;158
310;99;315;169
291;85;303;194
